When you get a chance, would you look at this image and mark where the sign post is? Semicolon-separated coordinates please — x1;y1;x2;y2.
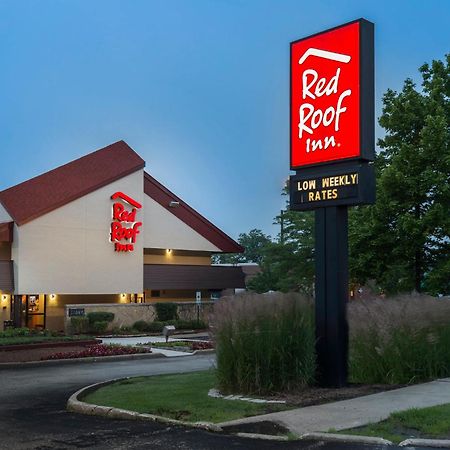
196;291;201;324
289;19;375;387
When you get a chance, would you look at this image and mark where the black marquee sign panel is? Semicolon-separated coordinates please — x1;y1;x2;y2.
290;162;375;211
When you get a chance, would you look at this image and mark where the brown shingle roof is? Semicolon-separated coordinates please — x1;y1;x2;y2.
0;140;242;254
0;141;145;225
144;172;244;253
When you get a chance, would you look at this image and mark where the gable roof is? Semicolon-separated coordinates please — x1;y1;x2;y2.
0;141;145;225
144;172;244;253
0;140;243;254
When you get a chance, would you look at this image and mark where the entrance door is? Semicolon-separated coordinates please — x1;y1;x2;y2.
25;295;46;330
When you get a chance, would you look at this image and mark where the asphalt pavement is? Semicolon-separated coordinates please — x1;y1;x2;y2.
0;355;439;449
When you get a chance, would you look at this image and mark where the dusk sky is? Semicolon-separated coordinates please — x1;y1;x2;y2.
1;0;449;240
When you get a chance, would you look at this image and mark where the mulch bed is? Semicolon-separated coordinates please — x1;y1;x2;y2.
0;339;100;352
0;343;150;363
269;383;406;408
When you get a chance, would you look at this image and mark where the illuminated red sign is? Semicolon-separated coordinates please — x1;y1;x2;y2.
110;192;142;252
290;19;374;169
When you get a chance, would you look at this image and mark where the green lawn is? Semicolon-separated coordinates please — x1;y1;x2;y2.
0;335;93;346
83;370;289;423
337;403;450;444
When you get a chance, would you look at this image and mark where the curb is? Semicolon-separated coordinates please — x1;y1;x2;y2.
399;438;450;448
0;351;166;369
0;348;214;370
300;432;393;445
235;432;288;441
66;376;222;433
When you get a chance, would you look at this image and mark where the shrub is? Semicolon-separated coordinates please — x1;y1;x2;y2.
133;320;150;332
348;294;450;384
70;317;89;334
90;321;109;334
175;319;207;330
117;326;135;334
155;303;178;322
212;292;315;394
0;327;32;338
147;321;164;332
87;312;115;324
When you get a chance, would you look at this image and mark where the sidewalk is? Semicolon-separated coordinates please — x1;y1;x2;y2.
218;378;450;435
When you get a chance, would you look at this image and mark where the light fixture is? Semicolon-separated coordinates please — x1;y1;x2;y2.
166;249;172;255
169;201;180;208
1;295;7;302
49;294;56;301
121;293;127;299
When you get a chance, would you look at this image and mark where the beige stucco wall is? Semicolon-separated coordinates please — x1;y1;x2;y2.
12;170;144;295
143;253;211;265
0;203;12;223
142;195;221;252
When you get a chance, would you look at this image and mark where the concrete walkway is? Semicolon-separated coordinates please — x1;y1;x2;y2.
218;378;450;435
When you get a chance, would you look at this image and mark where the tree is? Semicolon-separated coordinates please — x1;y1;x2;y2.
349;55;450;294
212;229;271;264
248;192;315;294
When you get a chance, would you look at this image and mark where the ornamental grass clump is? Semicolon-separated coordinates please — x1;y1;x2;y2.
348;294;450;384
211;292;315;395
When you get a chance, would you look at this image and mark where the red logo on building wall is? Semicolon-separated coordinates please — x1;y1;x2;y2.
110;192;142;252
291;21;361;169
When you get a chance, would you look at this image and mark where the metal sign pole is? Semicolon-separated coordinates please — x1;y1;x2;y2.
315;206;349;387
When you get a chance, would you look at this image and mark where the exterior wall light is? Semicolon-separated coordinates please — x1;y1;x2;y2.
49;294;57;301
121;293;127;299
1;295;7;302
166;249;172;255
169;201;180;207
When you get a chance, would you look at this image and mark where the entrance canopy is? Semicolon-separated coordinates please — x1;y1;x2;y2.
0;222;13;242
144;264;245;290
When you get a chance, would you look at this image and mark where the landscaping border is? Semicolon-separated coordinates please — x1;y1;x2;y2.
0;339;100;351
0;351;165;369
66;377;222;432
0;348;215;370
64;374;401;444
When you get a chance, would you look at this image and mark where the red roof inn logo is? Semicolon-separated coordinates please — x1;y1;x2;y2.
110;192;142;252
291;20;366;169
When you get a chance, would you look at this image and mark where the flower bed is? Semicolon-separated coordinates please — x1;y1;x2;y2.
191;341;214;351
42;344;151;360
144;340;214;352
